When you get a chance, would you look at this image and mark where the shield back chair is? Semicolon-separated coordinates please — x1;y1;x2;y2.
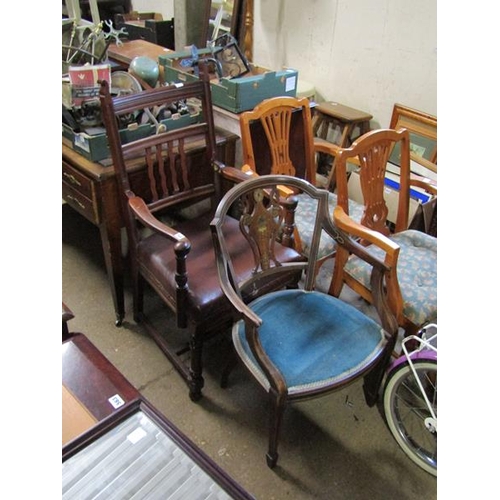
329;128;437;339
99;64;304;401
210;175;399;468
239;96;366;276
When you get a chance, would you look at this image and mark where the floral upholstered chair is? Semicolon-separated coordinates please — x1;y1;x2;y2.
329;128;437;338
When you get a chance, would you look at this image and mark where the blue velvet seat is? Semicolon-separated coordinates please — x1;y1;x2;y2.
211;175;398;468
233;289;386;395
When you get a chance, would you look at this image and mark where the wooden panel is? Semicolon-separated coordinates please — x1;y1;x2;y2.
62;334;140;423
62;385;97;446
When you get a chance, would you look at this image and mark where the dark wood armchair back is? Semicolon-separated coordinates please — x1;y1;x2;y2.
99;64;220;219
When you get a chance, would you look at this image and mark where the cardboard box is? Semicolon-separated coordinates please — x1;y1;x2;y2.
68;64;111;107
63;109;201;163
70;123;154;162
159;52;298;113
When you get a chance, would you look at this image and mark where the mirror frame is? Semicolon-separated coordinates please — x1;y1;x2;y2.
202;0;249;56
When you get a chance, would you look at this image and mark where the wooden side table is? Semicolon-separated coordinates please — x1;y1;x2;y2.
312;101;372;147
312;101;372;176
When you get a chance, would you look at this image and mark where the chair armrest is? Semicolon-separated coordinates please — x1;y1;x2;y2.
239;165;296;198
333;205;403;326
128;195;192;328
218;162;256;184
313;137;343;157
333;206;400;256
128;196;189;244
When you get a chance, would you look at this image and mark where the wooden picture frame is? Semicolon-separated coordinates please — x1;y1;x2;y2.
389;103;437;175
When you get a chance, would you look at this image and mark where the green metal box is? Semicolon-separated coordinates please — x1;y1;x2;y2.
159;52;298;114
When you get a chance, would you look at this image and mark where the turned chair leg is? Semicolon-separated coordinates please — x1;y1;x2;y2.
189;330;205;401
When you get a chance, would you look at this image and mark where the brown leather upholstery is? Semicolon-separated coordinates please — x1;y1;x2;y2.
137;213;303;323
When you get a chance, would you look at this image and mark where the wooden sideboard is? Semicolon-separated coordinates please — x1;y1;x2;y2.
62;128;238;325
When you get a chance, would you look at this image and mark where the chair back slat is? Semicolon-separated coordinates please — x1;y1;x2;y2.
335;128;411;236
240;97;316;184
100;69;217;215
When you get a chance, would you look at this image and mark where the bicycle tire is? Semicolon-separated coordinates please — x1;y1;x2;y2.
383;359;437;476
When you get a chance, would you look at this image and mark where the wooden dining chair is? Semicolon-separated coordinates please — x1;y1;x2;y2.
329;128;437;339
238;96;366;276
210;175;399;468
99;63;304;401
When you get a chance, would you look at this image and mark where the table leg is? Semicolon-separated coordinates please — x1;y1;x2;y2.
97;179;125;326
339;123;354;148
99;223;125;326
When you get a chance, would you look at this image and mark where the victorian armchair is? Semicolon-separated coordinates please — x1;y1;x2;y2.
99;64;304;401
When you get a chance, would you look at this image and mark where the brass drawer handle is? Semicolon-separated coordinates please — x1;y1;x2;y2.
67;194;86;210
63;172;82;186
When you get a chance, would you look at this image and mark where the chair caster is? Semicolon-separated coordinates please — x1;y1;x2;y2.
115;315;123;327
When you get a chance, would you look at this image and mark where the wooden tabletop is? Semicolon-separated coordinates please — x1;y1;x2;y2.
315;101;373;122
108;39;173;81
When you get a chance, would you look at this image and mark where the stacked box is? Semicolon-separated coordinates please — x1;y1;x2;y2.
159;52;298;114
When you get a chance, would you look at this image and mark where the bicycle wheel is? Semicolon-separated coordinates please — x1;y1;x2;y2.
383;359;437;476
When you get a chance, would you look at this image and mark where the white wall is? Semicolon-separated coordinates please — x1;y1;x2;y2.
253;0;436;128
131;0;436;127
131;0;174;20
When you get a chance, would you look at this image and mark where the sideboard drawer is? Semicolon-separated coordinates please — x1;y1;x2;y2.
62;160;99;223
62;181;99;224
62;161;93;199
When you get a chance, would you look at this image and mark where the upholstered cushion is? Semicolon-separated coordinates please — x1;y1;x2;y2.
294;193;364;258
137;213;304;324
233;289;386;395
343;230;437;326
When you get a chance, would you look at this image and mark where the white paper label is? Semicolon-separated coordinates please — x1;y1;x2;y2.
108;394;125;409
286;76;297;92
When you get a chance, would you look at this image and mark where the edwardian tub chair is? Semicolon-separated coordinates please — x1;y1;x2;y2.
210;175;399;468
